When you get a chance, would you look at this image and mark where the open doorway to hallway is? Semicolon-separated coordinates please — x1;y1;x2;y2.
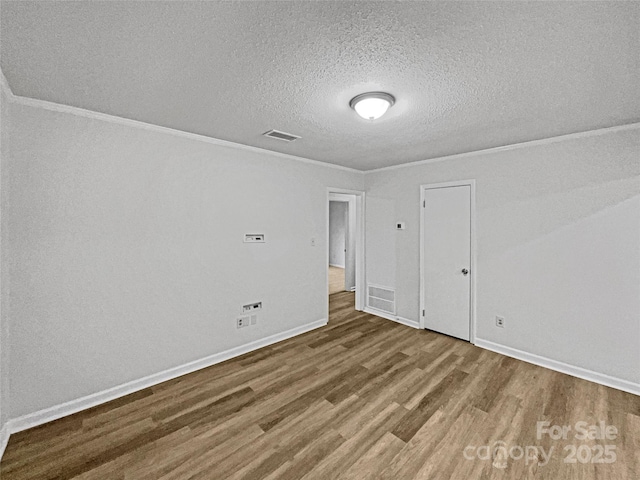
329;199;351;295
327;189;365;318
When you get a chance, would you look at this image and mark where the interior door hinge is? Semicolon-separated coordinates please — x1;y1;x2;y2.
422;309;425;316
423;200;425;208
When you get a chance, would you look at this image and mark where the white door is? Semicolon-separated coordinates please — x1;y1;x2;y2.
422;185;471;341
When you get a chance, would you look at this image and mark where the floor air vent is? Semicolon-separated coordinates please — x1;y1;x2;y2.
263;129;301;142
367;284;396;315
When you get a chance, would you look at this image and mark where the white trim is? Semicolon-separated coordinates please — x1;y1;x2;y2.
326;188;366;314
469;182;477;343
6;319;327;434
5;67;639;175
329;263;345;269
0;68;12;463
0;68;14;99
9;94;363;174
475;338;640;397
0;422;10;461
420;180;477;344
8;67;638;175
364;307;420;329
328;194;354;202
366;122;640;173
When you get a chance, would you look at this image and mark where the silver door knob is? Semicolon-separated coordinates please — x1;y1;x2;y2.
461;268;469;275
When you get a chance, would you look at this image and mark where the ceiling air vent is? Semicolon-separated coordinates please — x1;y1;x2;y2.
263;129;301;142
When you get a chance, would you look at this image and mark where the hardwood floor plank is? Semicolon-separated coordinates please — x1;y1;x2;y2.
412;405;488;479
1;291;638;479
378;409;450;479
391;368;469;442
259;429;346;480
338;431;405;480
472;355;519;413
300;401;407;480
328;266;345;295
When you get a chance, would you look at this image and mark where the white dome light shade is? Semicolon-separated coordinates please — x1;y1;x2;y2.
350;92;395;120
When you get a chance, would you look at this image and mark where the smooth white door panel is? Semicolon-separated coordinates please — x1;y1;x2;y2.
422;185;471;341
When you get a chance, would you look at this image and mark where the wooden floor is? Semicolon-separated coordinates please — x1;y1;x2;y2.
328;265;345;295
2;292;639;479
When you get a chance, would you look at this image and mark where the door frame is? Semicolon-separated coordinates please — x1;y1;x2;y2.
327;188;366;314
419;180;477;343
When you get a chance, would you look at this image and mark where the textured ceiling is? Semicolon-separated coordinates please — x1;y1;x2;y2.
2;1;639;170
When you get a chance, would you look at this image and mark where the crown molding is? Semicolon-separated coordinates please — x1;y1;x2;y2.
8;93;364;175
6;72;639;174
365;121;640;174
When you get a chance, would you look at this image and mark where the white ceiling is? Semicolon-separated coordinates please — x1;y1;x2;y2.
2;1;639;171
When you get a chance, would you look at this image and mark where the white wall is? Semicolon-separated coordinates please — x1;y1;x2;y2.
365;126;640;386
4;91;639;427
6;100;364;419
329;201;347;268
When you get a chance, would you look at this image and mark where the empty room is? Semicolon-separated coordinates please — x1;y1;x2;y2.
0;1;638;479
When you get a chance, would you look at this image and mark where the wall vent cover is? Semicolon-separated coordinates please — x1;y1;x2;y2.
367;284;396;315
263;129;301;142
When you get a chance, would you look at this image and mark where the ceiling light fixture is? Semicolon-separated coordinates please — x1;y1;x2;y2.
349;92;395;120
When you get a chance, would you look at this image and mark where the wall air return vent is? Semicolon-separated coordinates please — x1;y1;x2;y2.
263;129;301;142
367;284;396;315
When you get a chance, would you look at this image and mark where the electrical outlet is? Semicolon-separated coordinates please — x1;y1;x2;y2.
496;315;505;328
237;316;250;328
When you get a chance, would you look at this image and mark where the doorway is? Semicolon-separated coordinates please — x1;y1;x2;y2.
326;189;365;318
329;199;352;294
420;180;476;342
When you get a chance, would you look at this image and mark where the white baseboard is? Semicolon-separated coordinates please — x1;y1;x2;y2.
329;263;345;269
364;307;420;329
474;338;640;397
7;319;327;434
349;286;356;292
0;422;10;461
